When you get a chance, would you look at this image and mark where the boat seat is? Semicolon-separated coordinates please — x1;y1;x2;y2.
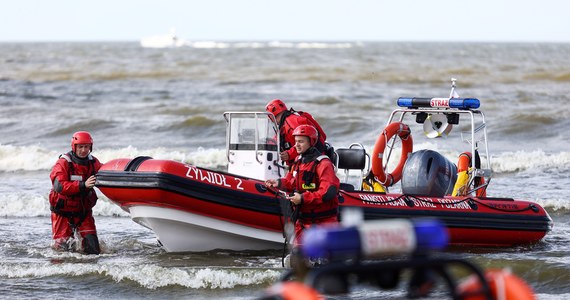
339;183;355;192
335;143;370;191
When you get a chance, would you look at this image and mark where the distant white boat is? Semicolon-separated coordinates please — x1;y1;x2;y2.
140;29;186;48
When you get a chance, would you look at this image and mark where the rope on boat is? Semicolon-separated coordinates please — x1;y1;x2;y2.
467;198;540;213
266;185;296;267
339;191;540;213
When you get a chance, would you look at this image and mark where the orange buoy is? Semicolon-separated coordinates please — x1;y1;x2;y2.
452;151;487;197
457;152;471;173
457;269;536;300
371;122;413;187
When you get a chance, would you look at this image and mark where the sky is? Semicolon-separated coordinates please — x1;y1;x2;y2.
1;0;569;43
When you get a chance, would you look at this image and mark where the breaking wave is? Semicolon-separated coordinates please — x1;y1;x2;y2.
0;262;281;290
0;144;227;172
3;144;569;174
158;40;359;49
491;150;570;174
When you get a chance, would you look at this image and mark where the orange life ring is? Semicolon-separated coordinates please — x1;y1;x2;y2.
457;269;535;300
456;151;487;198
457;152;471;173
371;122;413;187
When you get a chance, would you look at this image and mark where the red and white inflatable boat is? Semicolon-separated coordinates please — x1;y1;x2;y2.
96;83;552;252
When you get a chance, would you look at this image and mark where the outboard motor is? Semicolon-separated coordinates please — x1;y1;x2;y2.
401;150;457;197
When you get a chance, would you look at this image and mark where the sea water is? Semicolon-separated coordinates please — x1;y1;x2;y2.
1;41;569;299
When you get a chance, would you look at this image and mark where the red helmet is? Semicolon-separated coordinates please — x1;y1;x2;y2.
71;131;93;151
292;125;319;146
265;99;288;116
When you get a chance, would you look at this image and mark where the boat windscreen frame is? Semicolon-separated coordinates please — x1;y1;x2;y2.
223;111;280;164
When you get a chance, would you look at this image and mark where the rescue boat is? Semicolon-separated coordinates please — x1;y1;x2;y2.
96;80;553;252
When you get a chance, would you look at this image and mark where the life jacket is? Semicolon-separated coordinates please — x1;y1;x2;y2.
289;150;338;221
49;152;98;218
291;155;329;192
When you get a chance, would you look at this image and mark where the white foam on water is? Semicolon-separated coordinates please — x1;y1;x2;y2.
491;149;570;174
0;144;58;172
3;143;569;175
183;41;358;49
0;261;281;290
0;190;129;218
0;144;227;172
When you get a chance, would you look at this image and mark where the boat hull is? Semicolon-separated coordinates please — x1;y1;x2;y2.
130;206;283;252
96;158;553;252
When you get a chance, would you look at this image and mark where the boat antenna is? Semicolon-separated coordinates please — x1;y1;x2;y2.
449;78;459;98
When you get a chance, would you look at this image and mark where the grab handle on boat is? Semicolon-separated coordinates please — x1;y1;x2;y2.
529;204;539;213
123;156;153;172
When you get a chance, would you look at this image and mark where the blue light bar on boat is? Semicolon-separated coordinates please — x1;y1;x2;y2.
301;219;448;260
397;97;480;109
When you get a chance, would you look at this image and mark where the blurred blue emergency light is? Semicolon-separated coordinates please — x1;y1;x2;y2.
301;219;448;259
397;97;480;109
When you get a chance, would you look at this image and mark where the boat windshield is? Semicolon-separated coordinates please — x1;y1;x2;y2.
226;112;278;151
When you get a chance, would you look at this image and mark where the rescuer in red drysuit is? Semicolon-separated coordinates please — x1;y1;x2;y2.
265;125;340;245
48;131;103;254
265;99;328;165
